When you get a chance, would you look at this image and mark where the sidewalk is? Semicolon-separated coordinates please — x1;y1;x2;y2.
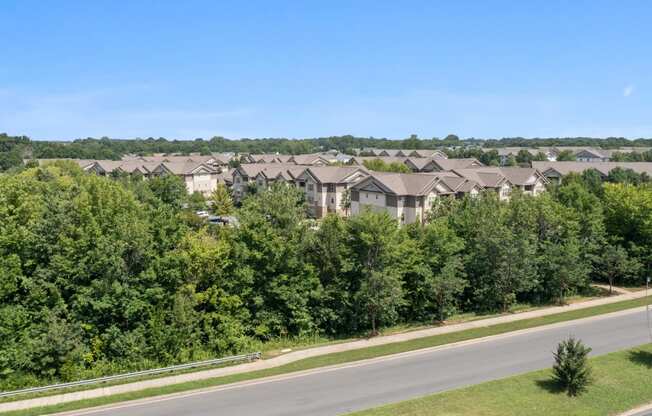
1;288;648;413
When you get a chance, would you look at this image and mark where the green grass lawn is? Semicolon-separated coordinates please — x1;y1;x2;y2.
349;343;652;416
3;296;650;416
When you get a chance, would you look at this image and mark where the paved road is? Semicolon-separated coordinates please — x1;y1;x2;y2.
72;308;651;416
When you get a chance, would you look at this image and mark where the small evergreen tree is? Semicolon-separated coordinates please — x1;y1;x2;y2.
552;336;592;396
210;183;234;215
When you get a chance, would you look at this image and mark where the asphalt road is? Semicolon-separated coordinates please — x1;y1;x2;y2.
74;308;651;416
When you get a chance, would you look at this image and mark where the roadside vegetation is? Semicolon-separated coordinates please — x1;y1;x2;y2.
1;158;651;393
349;343;652;416
2;295;650;414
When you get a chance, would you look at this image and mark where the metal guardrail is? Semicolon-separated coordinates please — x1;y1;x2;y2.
0;352;261;398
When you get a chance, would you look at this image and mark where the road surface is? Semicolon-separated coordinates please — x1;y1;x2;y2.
67;308;651;416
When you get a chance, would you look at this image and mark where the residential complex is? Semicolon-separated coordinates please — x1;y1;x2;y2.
29;150;651;225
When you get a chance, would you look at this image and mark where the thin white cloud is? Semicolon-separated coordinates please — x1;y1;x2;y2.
623;85;635;97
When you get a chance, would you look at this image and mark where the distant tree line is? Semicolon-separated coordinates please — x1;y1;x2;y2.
1;161;650;390
2;133;652;172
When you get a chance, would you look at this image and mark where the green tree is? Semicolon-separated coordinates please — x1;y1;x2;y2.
187;191;207;211
556;150;576;161
348;210;405;333
362;158;411;173
307;214;355;334
235;184;320;338
356;270;403;335
552;337;592;397
148;174;188;209
427;257;467;322
210;184;234;216
597;245;642;293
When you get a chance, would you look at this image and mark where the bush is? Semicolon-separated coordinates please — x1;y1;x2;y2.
552;336;592;396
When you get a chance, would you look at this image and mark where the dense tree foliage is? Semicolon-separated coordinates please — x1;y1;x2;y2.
0;161;650;390
362;158;411;173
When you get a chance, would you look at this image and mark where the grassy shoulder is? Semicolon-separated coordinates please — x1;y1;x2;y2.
349;343;652;416
3;295;649;416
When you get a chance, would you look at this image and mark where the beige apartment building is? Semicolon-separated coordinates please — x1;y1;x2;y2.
350;172;481;224
294;166;369;217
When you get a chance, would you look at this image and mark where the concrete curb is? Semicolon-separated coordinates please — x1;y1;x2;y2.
1;289;648;413
619;402;652;416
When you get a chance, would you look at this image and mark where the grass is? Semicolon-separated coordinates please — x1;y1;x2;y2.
3;295;650;416
348;343;652;416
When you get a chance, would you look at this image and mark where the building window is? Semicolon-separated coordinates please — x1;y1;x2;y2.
327;184;335;192
330;197;334;204
308;184;314;191
299;181;306;188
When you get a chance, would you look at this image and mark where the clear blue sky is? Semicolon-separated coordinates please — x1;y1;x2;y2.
2;1;651;140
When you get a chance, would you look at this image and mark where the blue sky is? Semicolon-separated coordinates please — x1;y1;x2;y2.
1;1;651;140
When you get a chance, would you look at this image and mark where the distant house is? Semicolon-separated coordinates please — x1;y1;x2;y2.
33;158;222;196
151;162;220;196
532;161;652;183
288;154;331;166
401;149;448;159
572;148;610;162
231;163;300;200
453;167;548;199
377;149;402;157
350;172;481;224
428;158;484;171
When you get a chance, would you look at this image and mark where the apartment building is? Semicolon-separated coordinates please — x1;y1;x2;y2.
294;166;369;217
453;167;548;199
231;163;302;200
349;172;481;224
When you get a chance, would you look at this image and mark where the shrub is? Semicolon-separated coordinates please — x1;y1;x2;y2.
552;336;592;396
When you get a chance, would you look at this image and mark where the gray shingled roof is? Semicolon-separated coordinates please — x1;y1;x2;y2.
363;172;441;195
304;166;368;184
432;158;483;171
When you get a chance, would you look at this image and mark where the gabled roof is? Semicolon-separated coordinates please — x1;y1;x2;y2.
378;149;402;157
404;158;437;171
453;167;546;187
117;161;160;174
354;172;440;196
403;149;448;158
155;161;217;175
290;154;331;165
431;158;484;171
255;165;306;181
451;168;507;188
235;163;301;179
302;166;369;184
572;148;608;159
93;160;126;173
353;171;479;196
